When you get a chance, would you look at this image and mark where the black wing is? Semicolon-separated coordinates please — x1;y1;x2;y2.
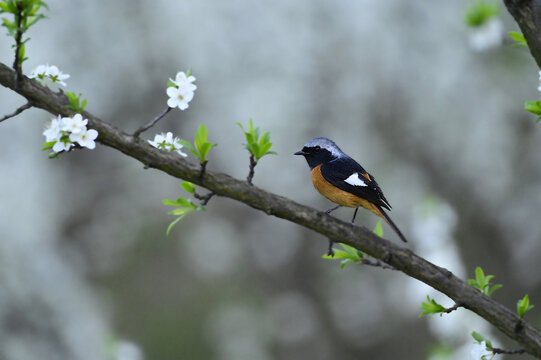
320;157;392;210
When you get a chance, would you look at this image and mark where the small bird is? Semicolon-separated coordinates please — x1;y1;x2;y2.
294;137;408;246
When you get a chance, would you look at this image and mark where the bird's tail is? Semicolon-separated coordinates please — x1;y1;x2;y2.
373;205;408;243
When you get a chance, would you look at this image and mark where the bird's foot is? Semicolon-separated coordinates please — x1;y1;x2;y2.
325;205;341;214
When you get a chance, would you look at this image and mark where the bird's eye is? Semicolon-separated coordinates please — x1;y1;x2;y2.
314;146;321;152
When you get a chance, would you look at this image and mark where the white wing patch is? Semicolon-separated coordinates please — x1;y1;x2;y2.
344;173;367;187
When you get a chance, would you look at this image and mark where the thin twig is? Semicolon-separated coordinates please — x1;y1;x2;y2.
0;102;32;123
13;4;24;82
492;347;527;355
246;154;257;184
444;303;461;314
133;106;172;137
194;191;215;206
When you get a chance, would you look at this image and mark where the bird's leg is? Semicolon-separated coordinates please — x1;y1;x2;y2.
351;208;359;224
325;205;341;214
327;239;335;256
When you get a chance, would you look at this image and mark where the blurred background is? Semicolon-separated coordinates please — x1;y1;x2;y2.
1;0;540;359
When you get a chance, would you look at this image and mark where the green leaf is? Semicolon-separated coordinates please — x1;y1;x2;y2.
340;259;355;269
175;196;195;208
525;100;541;116
420;295;447;317
373;220;383;237
166;215;186;236
41;141;55;151
322;249;354;260
168;207;194;216
517;294;535;319
195;123;208;148
464;0;499;28
197;141;216;161
471;331;493;349
509;31;527;47
468;266;502;296
488;284;503;296
177;139;196;154
181;181;196;194
162;197;194;208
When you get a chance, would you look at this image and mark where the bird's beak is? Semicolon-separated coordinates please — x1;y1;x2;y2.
294;150;307;156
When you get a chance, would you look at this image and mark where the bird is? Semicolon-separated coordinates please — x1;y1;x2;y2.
294;137;408;248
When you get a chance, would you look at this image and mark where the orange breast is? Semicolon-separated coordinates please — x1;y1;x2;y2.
310;165;381;217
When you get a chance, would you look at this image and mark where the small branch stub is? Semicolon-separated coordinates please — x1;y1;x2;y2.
194;191;215;206
247;154;257;185
492;347;526;355
133;107;172;137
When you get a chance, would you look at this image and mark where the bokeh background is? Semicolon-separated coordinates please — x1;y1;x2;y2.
1;1;541;359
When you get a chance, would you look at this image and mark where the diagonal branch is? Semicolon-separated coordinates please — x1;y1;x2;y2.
1;61;541;357
133;106;172;137
504;0;541;69
0;102;32;123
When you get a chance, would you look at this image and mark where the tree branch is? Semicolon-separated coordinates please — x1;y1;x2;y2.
0;102;32;123
1;61;541;357
504;0;541;68
133;106;172;137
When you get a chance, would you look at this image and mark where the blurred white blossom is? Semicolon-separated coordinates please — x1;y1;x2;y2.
470;341;493;360
469;18;503;52
113;340;144;360
170;71;197;91
52;137;73;152
43;115;63;141
29;64;70;86
148;132;187;156
537;71;541;92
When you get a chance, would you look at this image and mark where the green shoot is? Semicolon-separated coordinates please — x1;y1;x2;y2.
178;123;217;165
420;296;447;317
517;294;534;319
464;0;499;28
524;101;541;123
237;118;277;162
65;92;87;113
509;31;527;47
467;267;502;296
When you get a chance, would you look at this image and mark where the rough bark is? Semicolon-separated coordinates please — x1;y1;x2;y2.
505;0;541;68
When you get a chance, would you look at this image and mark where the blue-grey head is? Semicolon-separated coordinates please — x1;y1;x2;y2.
294;137;344;169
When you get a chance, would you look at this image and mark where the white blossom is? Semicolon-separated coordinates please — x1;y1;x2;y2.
52;138;73;152
70;128;98;149
29;64;70;86
170;71;197;92
148;132;187;157
61;113;87;134
537;71;541;92
42;114;98;153
43;115;64;141
469;18;503;52
166;85;195;110
470;341;493;360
